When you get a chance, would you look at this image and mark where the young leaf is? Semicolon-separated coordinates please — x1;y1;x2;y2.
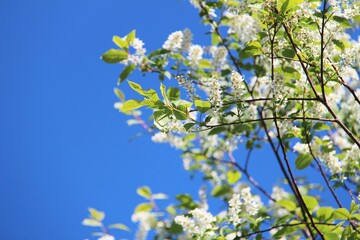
135;203;153;213
227;171;241;184
120;100;142;112
89;208;105;221
277;200;297;211
167;87;180;101
137;186;152;199
82;218;102;227
101;49;128;63
194;100;211;113
108;223;130;231
112;35;128;49
126;29;136;44
331;208;350;220
118;64;136;84
295;154;313;170
240;41;262;59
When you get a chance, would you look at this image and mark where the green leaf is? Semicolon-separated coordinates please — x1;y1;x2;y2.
324;232;339;240
160;83;169;104
114;88;125;102
317;207;334;220
118;64;136;84
282;66;300;80
282;48;296;58
89;208;105;221
211;185;231;197
198;59;212;69
212;32;220;45
295;154;313;170
333;16;351;28
137;186;152;199
240;41;262;59
303;196;318;211
82;218;102;227
120;100;142;112
183;122;195;131
172;104;188;120
126;29;136;44
135;203;153;213
194;100;211;113
101;49;128;63
169;221;183;234
227;171;241;184
208;126;226;135
153;110;172;130
127;81;159;100
331;208;350;220
277;0;304;14
176;194;197;209
148;49;170;58
108;223;130;231
167;87;180;101
277;200;297;211
350;200;359;214
112;35;128;49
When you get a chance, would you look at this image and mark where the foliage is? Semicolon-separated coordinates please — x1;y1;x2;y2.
84;0;360;239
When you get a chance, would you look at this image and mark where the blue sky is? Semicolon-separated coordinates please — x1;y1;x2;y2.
0;1;211;239
0;0;354;239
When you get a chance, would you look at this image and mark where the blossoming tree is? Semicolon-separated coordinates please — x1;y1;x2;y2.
83;0;360;239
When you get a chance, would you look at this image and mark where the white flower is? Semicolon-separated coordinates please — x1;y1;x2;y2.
230;70;245;101
228;187;262;227
181;28;193;52
187;44;203;66
163;31;183;51
228;14;260;43
122;37;146;66
293;142;309;154
210;46;228;69
98;235;114;240
175;208;216;237
208;76;223;112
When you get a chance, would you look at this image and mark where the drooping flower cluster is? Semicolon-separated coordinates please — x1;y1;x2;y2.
227;14;260;43
209;46;228;70
230;70;245;101
208;76;223;112
187;44;203;67
174;208;217;237
228;187;262;227
174;74;198;100
163;31;183;51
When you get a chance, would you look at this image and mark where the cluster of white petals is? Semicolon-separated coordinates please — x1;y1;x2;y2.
187;44;203;67
228;187;262;227
208;76;223;112
230;70;245;101
163;31;184;51
175;208;216;237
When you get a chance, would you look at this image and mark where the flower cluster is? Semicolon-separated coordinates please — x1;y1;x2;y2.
187;44;203;67
123;37;146;66
228;187;262;227
175;208;217;237
163;31;183;51
230;70;245;101
207;76;223;112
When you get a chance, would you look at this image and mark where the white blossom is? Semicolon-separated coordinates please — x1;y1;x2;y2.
187;44;203;66
230;70;245;101
163;31;183;51
208;76;223;112
175;208;216;237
